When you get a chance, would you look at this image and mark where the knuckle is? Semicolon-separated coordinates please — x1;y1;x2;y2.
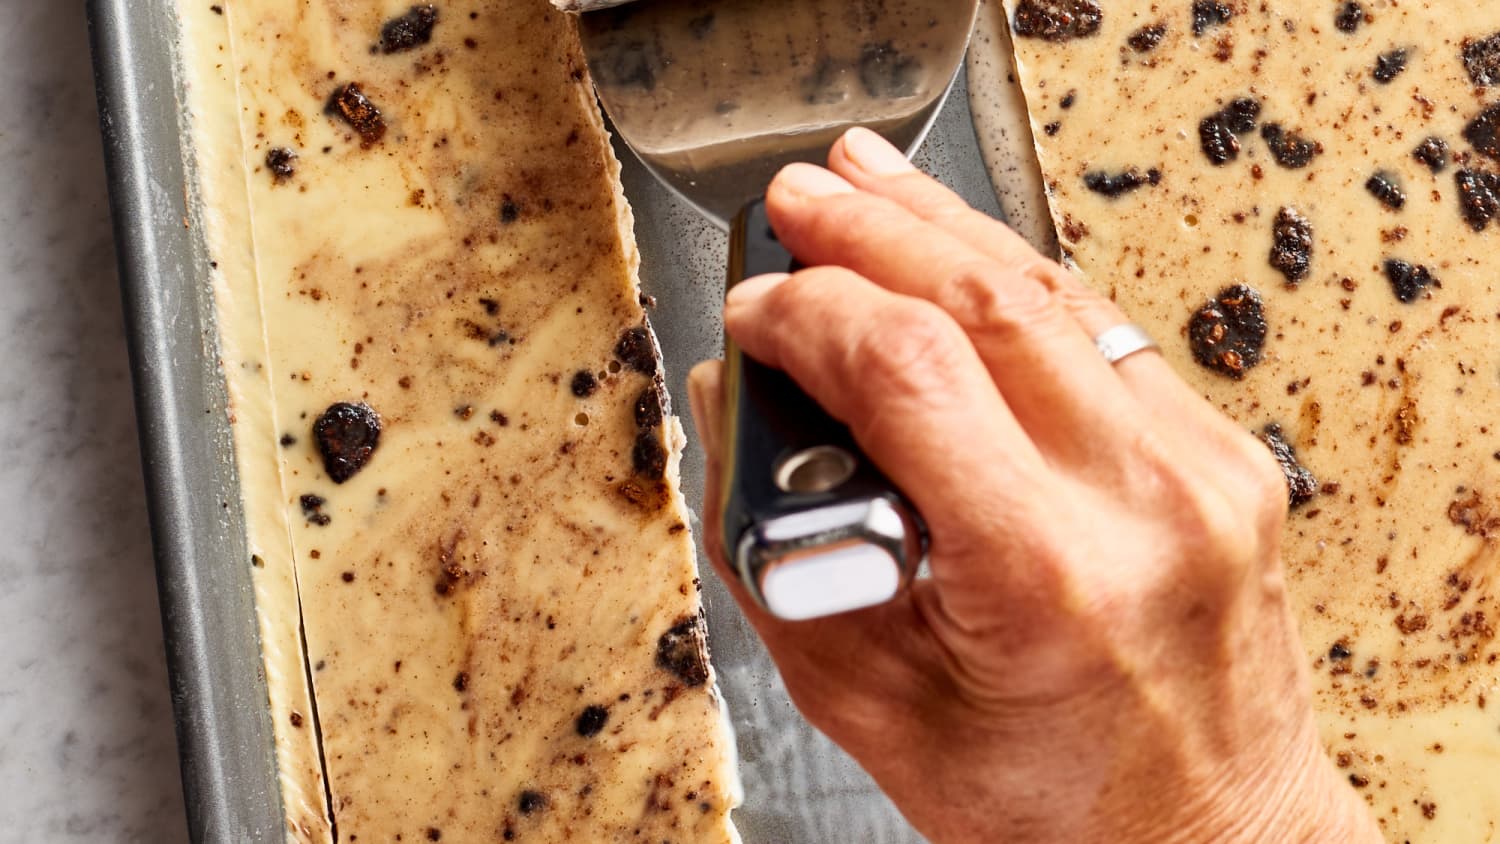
853;301;969;398
761;266;844;319
1146;459;1263;596
941;261;1062;338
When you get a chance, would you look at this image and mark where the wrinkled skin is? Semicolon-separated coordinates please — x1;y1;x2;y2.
687;128;1382;844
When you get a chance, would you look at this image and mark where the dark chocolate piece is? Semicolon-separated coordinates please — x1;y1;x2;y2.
632;431;668;480
1269;207;1313;285
313;402;383;484
1334;2;1365;33
517;791;548;814
656;616;710;687
1082;167;1162;197
379;5;438;53
499;198;520;224
1188;284;1267;380
570;370;599;398
1221;97;1262;133
859;42;920;99
1329;641;1353;661
634;385;664;430
1383;259;1436;304
1127;23;1167;52
266;147;297;183
614;326;658;374
1259;423;1318;509
1462;32;1500;87
1464;103;1500;162
1456;169;1500;231
300;494;332;527
1260;123;1322;169
575;705;609;738
1364;172;1405;210
326;83;387;147
1412;136;1449;172
1011;0;1103;42
1199;98;1261;165
1372;48;1409;83
1191;1;1233;36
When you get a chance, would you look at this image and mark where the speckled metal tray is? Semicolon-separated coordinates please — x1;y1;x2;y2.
87;1;1008;840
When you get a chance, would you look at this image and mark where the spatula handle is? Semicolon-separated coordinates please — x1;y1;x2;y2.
720;199;927;621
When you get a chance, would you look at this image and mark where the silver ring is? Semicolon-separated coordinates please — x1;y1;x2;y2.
1094;323;1160;365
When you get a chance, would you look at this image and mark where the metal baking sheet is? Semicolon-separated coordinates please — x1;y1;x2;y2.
87;1;1006;840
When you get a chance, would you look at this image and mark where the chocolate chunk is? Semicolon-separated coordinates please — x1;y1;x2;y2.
595;39;658;92
1011;0;1102;42
613;326;657;374
1259;423;1318;509
326;83;387;147
1462;32;1500;87
1188;284;1267;380
1372;48;1409;83
801;57;844;106
632;431;668;480
656;616;710;687
1199;98;1260;165
266;147;297;183
634;385;664;430
1365;172;1406;210
517;791;548;814
1383;259;1436;304
1260;123;1322;169
313;402;383;484
1221;97;1262;133
300;494;332;527
570;370;599;398
499;198;520;224
859;42;920;99
1329;641;1353;661
1191;1;1233;36
1082;167;1162;197
1269;207;1313;285
379;5;438;53
1127;23;1167;52
1199;115;1241;165
575;705;609;738
1412;136;1449;172
1456;169;1500;231
1463;103;1500;162
1334;2;1365;33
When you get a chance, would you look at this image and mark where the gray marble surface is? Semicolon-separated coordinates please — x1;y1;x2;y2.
0;5;189;841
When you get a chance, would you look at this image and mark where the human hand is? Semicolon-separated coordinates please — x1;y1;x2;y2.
687;128;1382;844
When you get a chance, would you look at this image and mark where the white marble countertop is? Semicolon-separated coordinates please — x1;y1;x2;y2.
0;6;188;841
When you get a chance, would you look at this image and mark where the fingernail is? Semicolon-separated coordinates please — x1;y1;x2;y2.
842;127;914;175
725;272;790;309
778;163;856;199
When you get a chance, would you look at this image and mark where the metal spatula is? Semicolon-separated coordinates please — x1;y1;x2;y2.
576;0;980;620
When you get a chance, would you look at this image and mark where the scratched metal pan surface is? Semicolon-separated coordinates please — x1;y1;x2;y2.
87;0;1009;839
